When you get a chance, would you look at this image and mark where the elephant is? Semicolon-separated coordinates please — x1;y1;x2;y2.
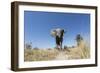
51;28;65;50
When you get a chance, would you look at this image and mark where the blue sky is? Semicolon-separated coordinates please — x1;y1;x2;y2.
24;11;90;49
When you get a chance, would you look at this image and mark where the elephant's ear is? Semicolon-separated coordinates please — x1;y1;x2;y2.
51;30;56;37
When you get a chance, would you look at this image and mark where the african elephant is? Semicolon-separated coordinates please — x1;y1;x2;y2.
51;28;65;50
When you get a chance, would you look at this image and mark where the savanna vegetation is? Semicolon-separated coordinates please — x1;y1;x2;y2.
24;34;90;61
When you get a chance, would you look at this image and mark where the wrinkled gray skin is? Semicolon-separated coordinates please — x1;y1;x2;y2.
51;28;65;50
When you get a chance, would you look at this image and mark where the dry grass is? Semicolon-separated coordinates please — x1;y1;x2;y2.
66;41;90;59
24;49;59;61
24;40;90;61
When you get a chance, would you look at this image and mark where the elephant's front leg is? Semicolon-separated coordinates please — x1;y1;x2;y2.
59;42;62;51
60;38;63;51
56;44;59;50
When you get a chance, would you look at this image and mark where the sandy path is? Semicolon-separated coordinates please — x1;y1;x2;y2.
55;51;69;60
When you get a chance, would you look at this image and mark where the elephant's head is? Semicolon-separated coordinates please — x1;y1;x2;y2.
51;28;65;38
